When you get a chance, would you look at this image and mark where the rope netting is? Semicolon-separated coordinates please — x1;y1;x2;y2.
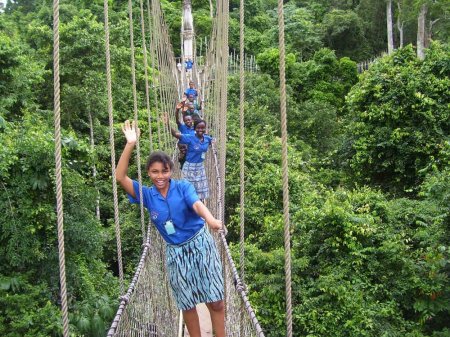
108;225;179;336
104;0;264;335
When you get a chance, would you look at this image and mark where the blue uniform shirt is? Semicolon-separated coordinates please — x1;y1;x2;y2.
184;88;198;98
128;179;204;244
178;124;195;135
185;60;193;70
179;134;212;163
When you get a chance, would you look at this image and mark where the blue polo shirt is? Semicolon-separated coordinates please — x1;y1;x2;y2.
128;179;204;244
184;88;198;98
179;134;212;163
178;124;195;135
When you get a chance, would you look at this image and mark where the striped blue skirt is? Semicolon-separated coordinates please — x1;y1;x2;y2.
181;161;209;199
166;226;224;310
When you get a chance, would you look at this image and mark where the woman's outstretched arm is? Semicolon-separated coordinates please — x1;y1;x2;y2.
193;201;223;230
115;120;139;198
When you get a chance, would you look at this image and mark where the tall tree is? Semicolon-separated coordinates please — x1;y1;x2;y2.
417;2;427;59
386;0;394;53
397;1;405;47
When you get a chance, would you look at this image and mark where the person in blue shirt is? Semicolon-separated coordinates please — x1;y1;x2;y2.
174;107;194;169
167;118;212;200
176;108;195;136
185;58;193;70
187;93;203;111
184;81;198;99
185;59;194;81
184;102;202;122
176;93;202;114
116;120;225;337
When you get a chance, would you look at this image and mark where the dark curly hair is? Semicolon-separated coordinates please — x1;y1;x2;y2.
145;151;174;171
194;119;207;130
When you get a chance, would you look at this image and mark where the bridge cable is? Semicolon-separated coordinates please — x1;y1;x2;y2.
277;0;293;336
103;0;124;294
127;0;147;242
239;0;246;333
52;0;70;335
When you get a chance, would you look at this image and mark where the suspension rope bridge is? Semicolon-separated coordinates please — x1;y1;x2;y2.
51;0;292;335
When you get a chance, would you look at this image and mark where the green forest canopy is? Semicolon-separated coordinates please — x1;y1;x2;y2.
0;0;449;336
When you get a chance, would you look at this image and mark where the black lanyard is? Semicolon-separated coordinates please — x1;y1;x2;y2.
163;187;172;222
164;198;172;222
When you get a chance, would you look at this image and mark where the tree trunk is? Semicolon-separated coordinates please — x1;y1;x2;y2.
427;18;440;47
417;3;427;60
397;2;404;48
387;0;394;54
209;0;213;18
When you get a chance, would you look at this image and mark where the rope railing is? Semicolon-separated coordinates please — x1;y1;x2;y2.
175;52;259;75
228;52;259;73
211;145;265;337
107;226;151;336
107;225;179;337
357;52;387;73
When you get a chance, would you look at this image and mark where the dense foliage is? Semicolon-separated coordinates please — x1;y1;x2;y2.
225;66;449;336
0;0;449;336
343;43;450;195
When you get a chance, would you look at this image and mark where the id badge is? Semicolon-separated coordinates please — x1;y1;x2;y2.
201;152;206;160
164;220;176;235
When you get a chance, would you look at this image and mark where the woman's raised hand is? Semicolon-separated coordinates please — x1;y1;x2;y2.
122;120;140;144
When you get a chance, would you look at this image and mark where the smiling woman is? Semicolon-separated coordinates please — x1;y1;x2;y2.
115;120;226;337
166;118;213;200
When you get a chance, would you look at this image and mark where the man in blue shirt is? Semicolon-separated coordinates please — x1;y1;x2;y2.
177;115;195;135
185;58;193;70
184;81;198;99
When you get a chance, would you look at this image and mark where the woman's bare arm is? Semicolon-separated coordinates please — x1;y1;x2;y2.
193;200;223;230
115;120;139;198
